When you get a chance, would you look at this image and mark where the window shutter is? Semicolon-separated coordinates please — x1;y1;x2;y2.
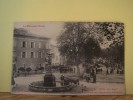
21;52;22;58
25;41;27;48
37;52;38;58
21;42;22;47
34;52;35;58
25;52;27;58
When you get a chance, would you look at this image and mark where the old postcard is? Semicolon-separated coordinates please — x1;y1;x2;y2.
11;22;125;95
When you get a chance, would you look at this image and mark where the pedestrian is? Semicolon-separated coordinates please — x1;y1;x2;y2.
96;68;97;74
106;68;109;75
17;70;20;77
60;75;64;86
11;76;15;86
86;74;90;82
13;64;16;76
93;74;96;83
77;79;79;85
11;72;16;87
81;84;86;93
110;68;114;74
117;68;119;74
91;68;95;76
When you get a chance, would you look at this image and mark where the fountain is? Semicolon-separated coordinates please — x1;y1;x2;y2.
29;52;72;92
43;72;56;87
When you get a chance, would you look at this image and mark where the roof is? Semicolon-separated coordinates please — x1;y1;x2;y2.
14;28;50;40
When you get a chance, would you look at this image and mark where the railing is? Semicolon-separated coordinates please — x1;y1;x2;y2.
29;81;72;92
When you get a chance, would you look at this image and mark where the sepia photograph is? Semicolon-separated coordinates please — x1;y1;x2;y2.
11;22;125;95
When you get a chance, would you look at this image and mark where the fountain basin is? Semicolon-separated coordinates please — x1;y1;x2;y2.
29;81;72;92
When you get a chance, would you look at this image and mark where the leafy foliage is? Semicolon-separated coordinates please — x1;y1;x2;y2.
57;22;101;66
26;67;32;72
57;22;124;70
18;67;25;72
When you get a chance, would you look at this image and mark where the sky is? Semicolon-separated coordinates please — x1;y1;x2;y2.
14;22;64;45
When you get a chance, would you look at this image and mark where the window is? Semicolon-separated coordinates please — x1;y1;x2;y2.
21;52;26;58
39;42;41;48
31;42;35;48
38;52;43;58
38;52;41;58
30;52;34;58
22;41;27;48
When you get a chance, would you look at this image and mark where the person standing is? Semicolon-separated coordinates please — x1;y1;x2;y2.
93;74;96;83
106;68;109;75
60;75;64;86
86;74;90;82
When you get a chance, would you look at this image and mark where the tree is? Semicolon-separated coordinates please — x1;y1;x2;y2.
18;67;25;72
57;22;101;75
96;22;124;68
99;22;124;46
26;67;32;74
18;67;26;76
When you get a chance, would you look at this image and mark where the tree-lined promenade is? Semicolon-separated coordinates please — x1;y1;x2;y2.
57;22;124;76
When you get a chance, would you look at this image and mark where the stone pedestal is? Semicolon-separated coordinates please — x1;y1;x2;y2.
43;72;56;87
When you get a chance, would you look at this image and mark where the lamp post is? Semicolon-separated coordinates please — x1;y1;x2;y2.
46;52;53;71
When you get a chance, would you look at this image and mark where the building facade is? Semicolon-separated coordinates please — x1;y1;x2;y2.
13;32;50;70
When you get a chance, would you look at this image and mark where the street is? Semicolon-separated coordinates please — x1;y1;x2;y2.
12;72;125;95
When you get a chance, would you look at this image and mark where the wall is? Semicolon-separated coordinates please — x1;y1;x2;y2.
14;36;49;70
